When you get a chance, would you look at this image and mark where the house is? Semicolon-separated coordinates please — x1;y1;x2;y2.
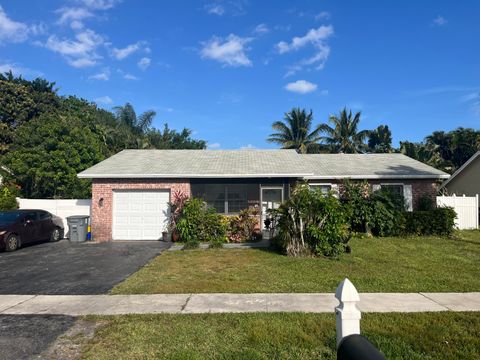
439;151;480;197
78;149;449;242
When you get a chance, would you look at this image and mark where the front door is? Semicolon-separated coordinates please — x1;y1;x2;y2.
261;187;283;230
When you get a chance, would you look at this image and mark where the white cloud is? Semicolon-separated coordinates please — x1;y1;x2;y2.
55;7;93;25
277;25;334;76
315;11;330;21
284;80;317;94
89;68;110;80
253;23;269;35
95;95;113;105
319;89;329;96
44;29;103;67
138;57;151;70
111;41;145;60
276;25;333;53
433;15;447;26
205;4;225;16
0;5;30;44
68;57;97;68
123;73;138;80
80;0;120;10
201;34;252;67
208;142;221;149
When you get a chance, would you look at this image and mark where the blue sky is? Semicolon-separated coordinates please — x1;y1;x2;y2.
1;0;479;149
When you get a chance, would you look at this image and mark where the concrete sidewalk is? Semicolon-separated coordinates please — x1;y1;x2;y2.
1;292;479;315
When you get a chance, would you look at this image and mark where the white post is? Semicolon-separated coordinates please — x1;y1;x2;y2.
335;278;361;348
476;195;479;230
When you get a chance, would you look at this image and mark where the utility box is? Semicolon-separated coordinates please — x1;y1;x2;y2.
66;215;90;242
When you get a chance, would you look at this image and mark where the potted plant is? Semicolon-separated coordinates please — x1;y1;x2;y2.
162;227;168;242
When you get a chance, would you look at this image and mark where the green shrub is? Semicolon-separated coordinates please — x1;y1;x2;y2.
0;186;18;211
403;207;456;236
226;207;261;242
273;183;350;258
340;180;404;237
417;194;436;211
176;198;226;249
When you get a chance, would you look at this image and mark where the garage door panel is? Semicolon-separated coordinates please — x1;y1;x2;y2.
113;190;170;240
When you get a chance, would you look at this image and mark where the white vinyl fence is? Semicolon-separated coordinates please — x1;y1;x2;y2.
437;194;479;230
17;198;91;230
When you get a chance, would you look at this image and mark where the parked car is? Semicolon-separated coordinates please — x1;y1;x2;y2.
0;210;64;252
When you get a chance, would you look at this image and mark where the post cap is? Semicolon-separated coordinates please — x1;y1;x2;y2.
335;278;360;302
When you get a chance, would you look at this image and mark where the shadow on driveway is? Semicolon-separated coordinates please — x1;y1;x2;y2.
0;240;170;295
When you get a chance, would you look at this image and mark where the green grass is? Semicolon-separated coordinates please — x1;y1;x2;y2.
78;312;480;359
112;230;480;294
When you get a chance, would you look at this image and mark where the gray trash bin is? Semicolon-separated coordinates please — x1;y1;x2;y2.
66;215;90;242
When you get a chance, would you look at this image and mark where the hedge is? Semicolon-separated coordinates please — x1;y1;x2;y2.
402;207;456;236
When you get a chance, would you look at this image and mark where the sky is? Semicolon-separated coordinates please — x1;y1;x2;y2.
1;0;479;149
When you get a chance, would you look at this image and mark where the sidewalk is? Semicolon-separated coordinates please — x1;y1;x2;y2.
1;292;479;316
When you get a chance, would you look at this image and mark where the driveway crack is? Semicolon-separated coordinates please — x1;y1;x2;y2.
418;292;452;311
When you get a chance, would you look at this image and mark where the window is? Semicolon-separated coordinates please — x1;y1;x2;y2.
203;184;225;213
381;184;404;198
310;184;332;195
227;184;248;213
191;183;252;214
38;211;51;220
23;212;37;222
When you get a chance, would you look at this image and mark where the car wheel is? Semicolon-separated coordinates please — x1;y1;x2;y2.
5;234;18;252
50;228;62;242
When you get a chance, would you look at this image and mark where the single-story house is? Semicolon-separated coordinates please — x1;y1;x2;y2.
78;149;449;242
439;151;480;197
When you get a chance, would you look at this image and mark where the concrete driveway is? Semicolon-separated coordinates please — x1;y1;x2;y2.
0;239;170;295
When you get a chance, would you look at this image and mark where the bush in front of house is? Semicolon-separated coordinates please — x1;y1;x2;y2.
340;180;405;237
402;207;456;236
176;197;227;248
0;186;18;211
272;183;350;258
225;207;262;243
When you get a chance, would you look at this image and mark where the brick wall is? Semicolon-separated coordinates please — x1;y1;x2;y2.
91;178;190;242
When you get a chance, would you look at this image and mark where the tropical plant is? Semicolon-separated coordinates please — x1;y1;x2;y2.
226;207;261;242
272;183;350;257
176;198;226;248
267;108;323;153
368;125;393;153
319;108;371;153
168;190;189;234
0;186;18;211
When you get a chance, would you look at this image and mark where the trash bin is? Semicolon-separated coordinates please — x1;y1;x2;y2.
66;215;90;242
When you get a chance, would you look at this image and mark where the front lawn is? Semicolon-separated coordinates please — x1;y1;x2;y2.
78;312;480;359
112;231;480;294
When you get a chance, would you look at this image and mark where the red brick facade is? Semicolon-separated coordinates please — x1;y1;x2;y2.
91;179;190;242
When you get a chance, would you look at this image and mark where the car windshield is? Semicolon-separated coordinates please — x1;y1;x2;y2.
0;212;22;224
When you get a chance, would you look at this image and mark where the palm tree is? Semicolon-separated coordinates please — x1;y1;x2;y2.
368;125;393;153
267;108;323;153
112;103;156;149
319;108;370;153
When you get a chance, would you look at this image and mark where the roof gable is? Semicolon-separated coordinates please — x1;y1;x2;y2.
440;151;480;189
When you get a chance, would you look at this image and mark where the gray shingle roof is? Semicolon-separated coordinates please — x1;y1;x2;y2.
77;150;449;179
303;154;449;179
78;149;312;178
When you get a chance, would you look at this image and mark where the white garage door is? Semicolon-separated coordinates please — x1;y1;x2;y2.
113;190;170;240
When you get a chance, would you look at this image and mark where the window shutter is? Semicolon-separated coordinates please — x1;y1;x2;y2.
404;184;413;211
372;184;381;192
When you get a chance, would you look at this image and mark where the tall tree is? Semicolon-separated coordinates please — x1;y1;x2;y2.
112;103;157;149
147;124;206;149
319;108;371;153
267;108;323;153
368;125;393;153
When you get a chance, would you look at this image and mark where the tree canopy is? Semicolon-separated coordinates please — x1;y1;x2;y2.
0;73;207;199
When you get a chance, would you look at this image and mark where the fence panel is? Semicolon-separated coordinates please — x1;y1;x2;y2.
17;198;91;229
437;195;479;230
